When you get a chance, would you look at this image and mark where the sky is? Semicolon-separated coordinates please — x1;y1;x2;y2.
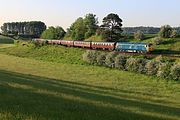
0;0;180;30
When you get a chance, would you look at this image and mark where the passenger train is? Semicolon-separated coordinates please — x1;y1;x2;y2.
34;39;153;53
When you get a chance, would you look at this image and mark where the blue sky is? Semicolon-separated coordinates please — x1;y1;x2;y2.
0;0;179;29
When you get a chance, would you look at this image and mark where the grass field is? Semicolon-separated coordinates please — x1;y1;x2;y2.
0;43;180;120
0;35;14;44
0;45;86;65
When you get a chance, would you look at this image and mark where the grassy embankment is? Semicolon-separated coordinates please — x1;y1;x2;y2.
127;34;180;55
0;43;180;120
0;35;14;44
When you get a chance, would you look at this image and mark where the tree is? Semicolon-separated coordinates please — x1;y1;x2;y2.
134;30;144;40
1;21;46;37
170;29;178;38
84;14;98;39
158;25;172;38
100;13;123;41
65;13;98;40
65;17;86;40
41;26;65;39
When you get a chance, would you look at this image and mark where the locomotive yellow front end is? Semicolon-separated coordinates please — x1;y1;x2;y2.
146;44;153;53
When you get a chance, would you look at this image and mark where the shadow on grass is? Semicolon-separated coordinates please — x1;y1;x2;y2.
0;70;179;120
162;39;177;45
152;49;180;55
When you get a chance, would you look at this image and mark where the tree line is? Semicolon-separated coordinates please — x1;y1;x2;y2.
1;21;46;38
1;13;180;41
123;26;180;35
42;13;123;42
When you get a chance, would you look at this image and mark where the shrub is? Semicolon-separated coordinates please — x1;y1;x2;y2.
170;30;178;38
115;54;128;70
83;50;99;64
158;25;172;38
170;63;180;81
137;58;147;74
96;53;107;66
125;58;147;73
145;61;160;75
150;37;164;45
134;31;144;40
154;55;174;63
31;40;48;47
157;62;172;79
14;40;20;45
105;52;117;68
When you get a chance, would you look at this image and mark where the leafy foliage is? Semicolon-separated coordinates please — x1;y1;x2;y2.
114;54;128;70
125;58;147;73
158;25;172;38
1;21;46;38
84;14;98;39
41;26;66;39
82;50;99;64
134;31;144;40
170;29;178;38
65;14;98;40
145;61;160;75
100;13;123;41
105;52;117;68
170;63;180;81
150;37;164;45
96;52;107;66
157;62;171;79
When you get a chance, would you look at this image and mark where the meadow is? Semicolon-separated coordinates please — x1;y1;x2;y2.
0;53;180;120
0;35;14;44
0;35;180;120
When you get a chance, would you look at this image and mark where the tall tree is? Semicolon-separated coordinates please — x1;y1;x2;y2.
84;14;98;39
1;21;46;37
66;17;86;40
101;13;123;41
65;13;98;40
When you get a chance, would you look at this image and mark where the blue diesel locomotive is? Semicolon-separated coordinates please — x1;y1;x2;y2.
115;42;153;53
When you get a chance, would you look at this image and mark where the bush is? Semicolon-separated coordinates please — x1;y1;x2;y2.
170;30;178;38
115;54;128;70
150;37;164;45
170;63;180;81
125;58;147;73
158;25;172;38
154;55;174;63
105;52;117;68
96;53;107;66
134;31;144;40
145;61;160;75
157;62;172;79
31;40;48;47
83;50;99;64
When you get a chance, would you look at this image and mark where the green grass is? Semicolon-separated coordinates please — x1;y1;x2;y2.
0;54;180;120
0;35;14;44
0;40;180;120
0;44;15;49
126;34;180;56
0;45;86;65
0;42;180;120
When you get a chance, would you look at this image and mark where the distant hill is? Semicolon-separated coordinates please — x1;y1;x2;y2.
122;26;180;34
0;35;14;44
